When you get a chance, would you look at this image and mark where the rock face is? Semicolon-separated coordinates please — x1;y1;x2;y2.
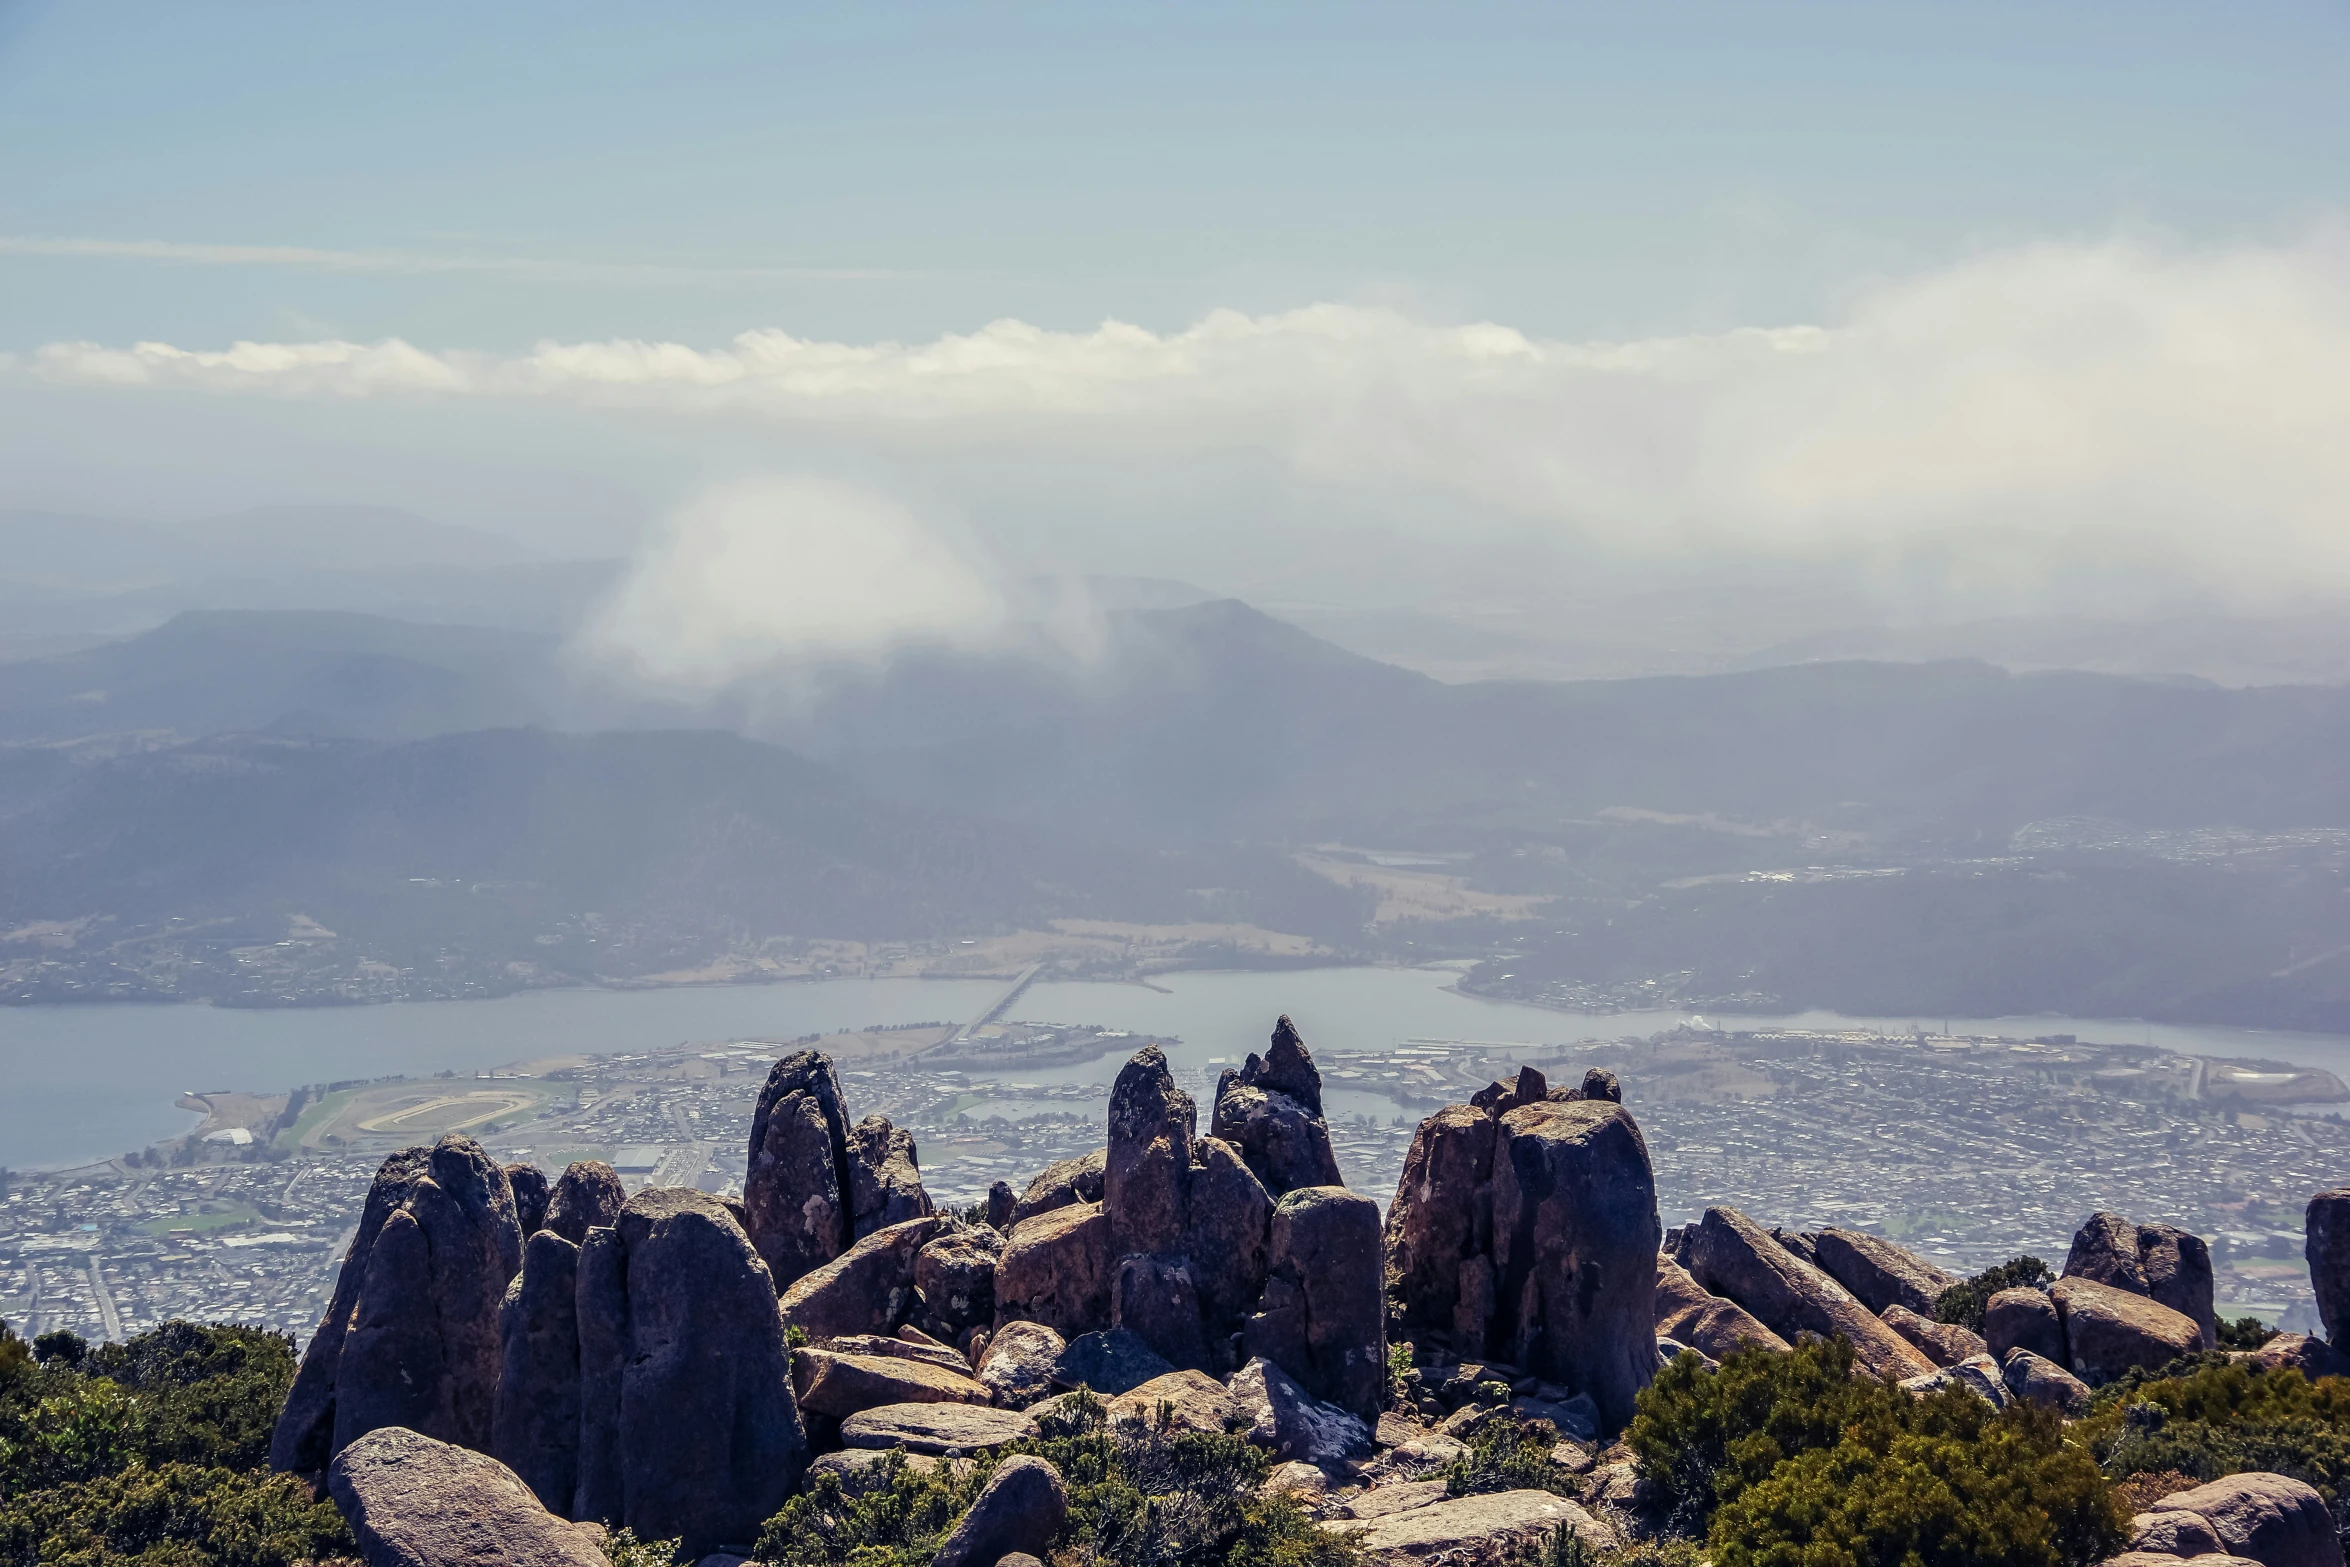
1654;1256;1791;1361
993;1201;1112;1337
1326;1489;1613;1564
1211;1015;1343;1199
2052;1275;2202;1384
1054;1326;1178;1396
542;1162;623;1246
2065;1211;2218;1350
1811;1229;1959;1317
977;1321;1067;1407
1984;1288;2067;1367
1678;1206;1934;1383
273;1147;432;1474
2140;1472;2345;1567
1386;1083;1666;1430
493;1230;582;1514
505;1165;551;1237
840;1403;1041;1456
985;1180;1017;1231
575;1187;807;1558
328;1425;605;1567
1246;1186;1387;1423
743;1050;931;1293
330;1136;526;1460
1010;1149;1107;1228
779;1215;953;1344
1881;1303;1987;1369
2001;1349;2091;1415
2309;1190;2350;1346
792;1348;992;1418
914;1224;1004;1337
931;1455;1069;1567
2252;1333;2350;1381
1230;1355;1373;1465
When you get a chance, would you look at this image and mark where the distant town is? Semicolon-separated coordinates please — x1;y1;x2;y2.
3;1013;2342;1347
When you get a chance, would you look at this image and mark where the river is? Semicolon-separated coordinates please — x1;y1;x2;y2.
6;966;2349;1170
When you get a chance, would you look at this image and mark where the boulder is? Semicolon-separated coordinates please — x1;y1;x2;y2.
1681;1205;1934;1383
2065;1211;2218;1350
845;1115;934;1239
579;1188;807;1558
2053;1275;2202;1385
1106;1368;1237;1435
994;1201;1111;1338
1654;1256;1791;1361
743;1050;855;1290
977;1320;1067;1407
328;1425;606;1567
1230;1355;1373;1465
1900;1351;2011;1409
818;1333;972;1376
1471;1065;1550;1116
793;1348;993;1418
1328;1479;1450;1520
1812;1229;1959;1317
1384;1104;1500;1343
542;1162;624;1246
839;1403;1042;1456
2100;1555;2261;1567
1881;1303;1986;1369
1483;1101;1662;1431
1210;1016;1343;1199
779;1214;952;1343
1579;1069;1621;1104
493;1230;582;1515
1773;1227;1820;1266
1010;1149;1107;1228
273;1146;432;1474
1246;1185;1387;1423
1106;1047;1195;1260
2001;1349;2091;1415
930;1454;1068;1567
1055;1326;1178;1395
1112;1252;1212;1371
2251;1333;2350;1380
985;1180;1017;1231
2310;1190;2350;1346
2141;1471;2345;1567
2129;1508;2229;1558
1180;1136;1275;1363
333;1136;526;1457
1325;1489;1614;1564
914;1223;1004;1336
1984;1288;2068;1367
505;1165;551;1237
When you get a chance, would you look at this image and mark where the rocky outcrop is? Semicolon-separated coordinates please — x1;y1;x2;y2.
2309;1190;2350;1346
914;1224;1004;1338
931;1455;1069;1567
2136;1472;2345;1567
505;1165;550;1238
994;1201;1112;1337
1881;1303;1986;1369
273;1147;432;1474
1112;1253;1211;1372
1654;1256;1791;1361
1230;1355;1373;1465
1899;1351;2011;1409
542;1162;623;1246
1246;1186;1386;1423
1679;1206;1934;1383
1211;1016;1343;1199
985;1180;1017;1231
743;1050;931;1293
492;1230;581;1514
1387;1081;1666;1431
2001;1349;2091;1415
574;1188;807;1558
1984;1288;2067;1367
1055;1326;1178;1395
2053;1275;2202;1385
779;1215;954;1343
791;1348;992;1418
331;1137;526;1459
2251;1333;2350;1381
2065;1212;2218;1350
1811;1229;1959;1317
1108;1047;1196;1261
977;1321;1066;1407
328;1425;605;1567
1010;1149;1106;1228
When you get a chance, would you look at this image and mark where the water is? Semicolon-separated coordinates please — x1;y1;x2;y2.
6;966;2350;1170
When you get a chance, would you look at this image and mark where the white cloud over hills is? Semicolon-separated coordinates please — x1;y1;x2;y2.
16;233;2350;603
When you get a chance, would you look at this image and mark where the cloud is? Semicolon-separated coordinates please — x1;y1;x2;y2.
20;233;2350;600
576;475;1005;685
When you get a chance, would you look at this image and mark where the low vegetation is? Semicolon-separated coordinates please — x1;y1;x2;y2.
2085;1355;2350;1515
1933;1255;2055;1332
0;1318;351;1567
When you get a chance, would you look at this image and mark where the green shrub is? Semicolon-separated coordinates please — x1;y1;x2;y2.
1708;1397;2121;1567
2216;1315;2280;1351
755;1449;986;1566
1445;1413;1579;1498
2082;1358;2350;1505
0;1460;348;1567
1934;1257;2054;1333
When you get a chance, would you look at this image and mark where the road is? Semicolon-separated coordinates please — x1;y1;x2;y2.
940;964;1043;1047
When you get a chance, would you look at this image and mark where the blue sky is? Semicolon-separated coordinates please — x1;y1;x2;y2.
0;2;2345;621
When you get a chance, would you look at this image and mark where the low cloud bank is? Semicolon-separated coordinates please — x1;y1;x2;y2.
20;233;2350;602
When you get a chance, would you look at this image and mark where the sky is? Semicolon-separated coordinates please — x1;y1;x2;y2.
2;1;2346;635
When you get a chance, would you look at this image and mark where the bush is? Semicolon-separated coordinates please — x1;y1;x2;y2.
1934;1256;2054;1333
2082;1358;2350;1507
0;1460;348;1567
1709;1397;2121;1567
2217;1315;2280;1351
1444;1412;1579;1498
